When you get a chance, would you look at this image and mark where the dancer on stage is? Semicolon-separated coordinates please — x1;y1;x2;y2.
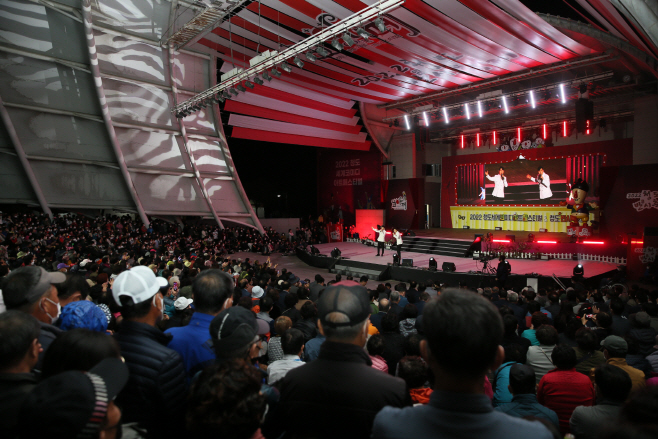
526;166;553;199
372;225;386;256
392;228;403;260
485;166;508;204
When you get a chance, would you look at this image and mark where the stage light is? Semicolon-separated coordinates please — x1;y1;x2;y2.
478;100;483;117
464;103;470;120
543;123;547;139
422;111;429;126
223;90;232;99
315;46;329;57
502;95;509;113
229;88;239;96
310;245;320;255
253;76;264;86
404;115;410;130
236;84;246;92
271;68;281;77
537;240;557;244
429;257;437;271
355;27;370;39
392;253;400;266
342;32;355;46
215;93;225;103
529;90;536;108
559;83;566;103
374;17;386;32
492;130;497;144
583;241;604;244
293;56;304;68
586;119;591;135
331;247;342;258
461;134;464;149
573;264;584;276
476;133;480;147
305;51;317;62
281;62;292;73
517;127;521;142
331;38;343;51
244;80;254;89
262;71;272;81
443;107;449;123
563;121;568;137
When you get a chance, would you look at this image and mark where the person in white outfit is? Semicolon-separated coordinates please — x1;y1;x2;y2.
485;167;508;203
392;229;403;261
526;166;553;200
372;225;386;256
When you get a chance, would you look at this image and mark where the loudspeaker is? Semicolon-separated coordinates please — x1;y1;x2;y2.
442;262;456;272
401;258;414;267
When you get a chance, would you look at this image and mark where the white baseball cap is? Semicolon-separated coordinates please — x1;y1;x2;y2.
112;266;168;306
174;297;193;310
251;286;264;299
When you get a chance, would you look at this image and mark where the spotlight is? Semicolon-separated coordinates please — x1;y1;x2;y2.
478;100;483;117
442;107;449;123
331;38;343;51
262;71;272;81
280;62;292;73
253;76;264;85
374;17;386;33
236;84;246;92
244;81;254;89
393;253;400;266
315;46;329;57
310;245;320;255
393;119;399;127
529;90;536;108
305;52;317;62
502;95;509;113
559;83;566;104
223;90;232;99
331;247;342;258
429;257;437;271
215;93;225;103
271;68;281;77
403;114;410;130
293;57;304;68
342;32;355;46
355;27;370;39
573;264;584;277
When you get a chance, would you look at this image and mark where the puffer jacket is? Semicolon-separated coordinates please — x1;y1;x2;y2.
114;320;188;439
399;318;417;337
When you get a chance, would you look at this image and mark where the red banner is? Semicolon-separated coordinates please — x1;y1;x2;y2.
326;222;344;243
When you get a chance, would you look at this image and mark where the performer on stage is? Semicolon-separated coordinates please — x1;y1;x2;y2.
371;225;386;256
526;166;553;199
392;228;403;260
485;167;508;204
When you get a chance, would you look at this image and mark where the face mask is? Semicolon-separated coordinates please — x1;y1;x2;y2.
43;298;61;324
153;294;164;319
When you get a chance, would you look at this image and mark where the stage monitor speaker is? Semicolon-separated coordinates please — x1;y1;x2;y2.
506;235;516;242
401;258;414;267
442;262;456;272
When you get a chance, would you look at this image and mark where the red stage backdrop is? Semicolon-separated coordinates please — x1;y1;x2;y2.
442;139;633;229
383;178;425;230
317;148;383;224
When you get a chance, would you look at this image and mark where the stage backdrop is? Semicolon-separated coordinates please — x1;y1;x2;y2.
442;139;633;231
317;148;383;224
450;206;575;232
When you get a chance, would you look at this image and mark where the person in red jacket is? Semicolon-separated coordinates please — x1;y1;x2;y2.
537;344;595;435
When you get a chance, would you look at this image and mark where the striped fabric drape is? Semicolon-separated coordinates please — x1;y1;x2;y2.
566;155;603;196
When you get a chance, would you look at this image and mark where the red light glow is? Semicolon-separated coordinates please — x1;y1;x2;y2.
563;121;567;137
517;127;521;142
461;135;464;149
631;240;644;244
493;131;497;145
492;239;510;243
476;133;480;147
543;123;547;139
537;240;557;244
582;241;604;245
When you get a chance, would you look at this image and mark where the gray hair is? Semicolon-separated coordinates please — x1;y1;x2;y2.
390;291;400;303
321;313;368;341
508;291;519;303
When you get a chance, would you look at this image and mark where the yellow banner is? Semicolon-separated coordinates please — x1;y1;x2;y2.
449;206;591;232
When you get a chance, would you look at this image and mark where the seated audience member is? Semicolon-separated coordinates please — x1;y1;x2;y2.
501;314;531;361
574;327;606;376
647;335;658;373
399;304;419;337
269;316;293;364
493;343;526;407
0;311;41;439
398;356;432;405
389;291;403;316
609;299;631;337
373;289;552;439
523;312;550;346
570;364;633;439
601;335;646;393
415;291;430;315
58;300;108;332
166;269;234;377
18;358;128;439
2;266;66;369
370;298;390;333
281;292;301;324
293;301;318;342
186;359;266;439
380;311;406;376
41;329;121;379
268;328;305;385
367;334;388;374
112;266;188;439
625;335;653;377
496;364;560;430
537;345;596;435
263;283;408;439
526;325;560;384
629;312;657;357
596;388;658;439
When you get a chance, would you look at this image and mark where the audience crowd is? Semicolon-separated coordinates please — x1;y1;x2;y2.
1;211;658;439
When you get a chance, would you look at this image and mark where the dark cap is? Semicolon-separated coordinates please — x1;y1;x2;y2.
3;266;66;308
18;358;128;439
209;307;268;354
509;363;536;393
601;335;627;352
317;283;371;328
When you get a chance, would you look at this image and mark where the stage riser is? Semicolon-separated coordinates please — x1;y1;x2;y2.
399;237;472;257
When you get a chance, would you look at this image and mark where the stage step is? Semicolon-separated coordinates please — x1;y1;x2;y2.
400;237;472;257
330;260;390;281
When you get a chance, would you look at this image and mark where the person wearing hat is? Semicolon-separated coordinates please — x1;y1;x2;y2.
112;266;188;439
161;297;194;331
18;357;128;439
372;289;552;439
2;266;66;370
263;283;408;439
601;335;646;393
209;306;270;364
166;269;235;378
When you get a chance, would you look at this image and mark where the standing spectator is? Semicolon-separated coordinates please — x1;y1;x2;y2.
372;289;551;439
526;325;560;384
269;316;292;364
112;266;188;438
309;275;325;302
537;345;596;435
370;298;389;333
399;304;418;337
601;335;646;393
415;291;430;315
570;364;633;439
406;281;419;304
389;291;403;316
166;269;234;377
2;266;66;369
574;327;607;376
293;301;318;342
609;300;631;337
263;284;408;438
267;328;305;385
0;311;40;439
380;312;406;376
398;356;432;405
367;334;388;374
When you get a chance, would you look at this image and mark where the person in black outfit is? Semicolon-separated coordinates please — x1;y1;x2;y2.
496;255;511;289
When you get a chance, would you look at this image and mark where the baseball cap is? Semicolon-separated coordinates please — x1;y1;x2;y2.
634;312;650;326
57;263;68;270
251;286;264;299
174;297;193;311
18;358;129;439
209;307;268;354
112;266;168;307
2;266;65;308
509;363;536;389
59;301;108;332
317;284;371;328
601;335;628;352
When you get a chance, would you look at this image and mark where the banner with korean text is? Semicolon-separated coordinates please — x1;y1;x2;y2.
449;206;590;232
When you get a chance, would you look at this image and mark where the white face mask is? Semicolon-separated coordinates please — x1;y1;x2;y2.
43;298;61;324
153;294;164;320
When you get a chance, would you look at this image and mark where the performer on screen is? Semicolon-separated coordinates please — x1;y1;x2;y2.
372;225;386;256
526;166;553;199
392;228;403;260
485;166;508;204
